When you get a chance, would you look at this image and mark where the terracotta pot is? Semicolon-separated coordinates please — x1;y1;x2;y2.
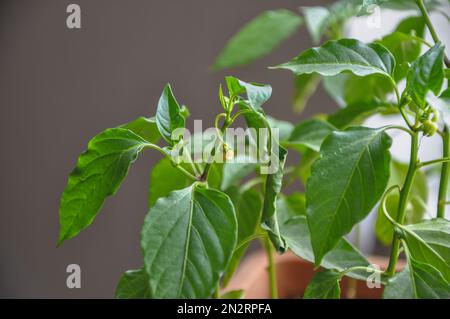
225;250;405;299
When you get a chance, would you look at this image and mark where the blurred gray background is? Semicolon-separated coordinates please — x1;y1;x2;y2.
0;0;335;298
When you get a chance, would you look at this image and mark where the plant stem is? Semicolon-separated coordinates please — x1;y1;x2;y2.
416;0;439;43
437;126;450;218
213;282;220;299
386;132;419;276
264;237;278;299
201;114;232;181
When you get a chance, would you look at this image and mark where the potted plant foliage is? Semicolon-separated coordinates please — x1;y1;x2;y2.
58;0;450;299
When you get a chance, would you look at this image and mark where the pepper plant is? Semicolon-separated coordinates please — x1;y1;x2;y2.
58;0;450;299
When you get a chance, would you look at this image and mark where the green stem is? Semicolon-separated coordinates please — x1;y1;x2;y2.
386;133;419;276
418;157;450;168
437;126;450;218
264;238;278;299
213;282;220;299
416;0;439;43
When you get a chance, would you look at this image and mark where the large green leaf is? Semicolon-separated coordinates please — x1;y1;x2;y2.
148;158;190;207
306;126;392;265
226;76;272;111
401;224;450;282
304;270;341;299
375;160;428;246
212;10;302;70
274;39;395;81
116;268;150;299
141;184;237;298
407;218;450;263
406;255;450;298
58;128;153;245
406;43;445;108
382;267;414;299
155;84;185;145
121;116;161;144
286;118;336;152
223;188;262;286
281;216;373;281
262;146;288;253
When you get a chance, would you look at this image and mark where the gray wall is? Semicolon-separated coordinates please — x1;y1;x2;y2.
0;0;334;298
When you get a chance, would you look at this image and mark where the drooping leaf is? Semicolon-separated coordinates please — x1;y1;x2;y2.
306;126;392;265
407;218;450;263
58;128;153;245
121;117;161;144
155;84;185;145
262;146;288;253
382;267;414;299
406;43;445;108
286;118;336;152
293;74;321;114
274;39;395;81
303;270;341;299
375;160;428;246
226;76;272;111
281;216;373;281
148;158;190;207
223;188;262;286
116;268;150;299
302;6;330;44
212;10;302;70
406;254;450;298
141;184;237;298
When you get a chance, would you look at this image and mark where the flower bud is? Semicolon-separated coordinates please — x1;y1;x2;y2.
422;120;438;137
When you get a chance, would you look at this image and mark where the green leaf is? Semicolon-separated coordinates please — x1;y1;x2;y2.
379;31;424;81
327;101;394;129
266;116;294;142
221;290;245;299
382;267;414;299
212;10;302;70
375;160;428;246
116;268;150;299
262;146;288;253
406;43;445;108
155;84;185;145
223;188;262;286
303;270;341;299
302;6;330;44
281;215;373;281
121;117;161;144
148;158;191;207
307;126;392;265
141;184;237;298
221;156;257;191
274;39;395;81
358;0;389;15
407;218;450;263
293;74;321;114
277;193;306;224
401;222;450;282
58;128;152;245
406;255;450;298
226;76;272;111
286;118;336;152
